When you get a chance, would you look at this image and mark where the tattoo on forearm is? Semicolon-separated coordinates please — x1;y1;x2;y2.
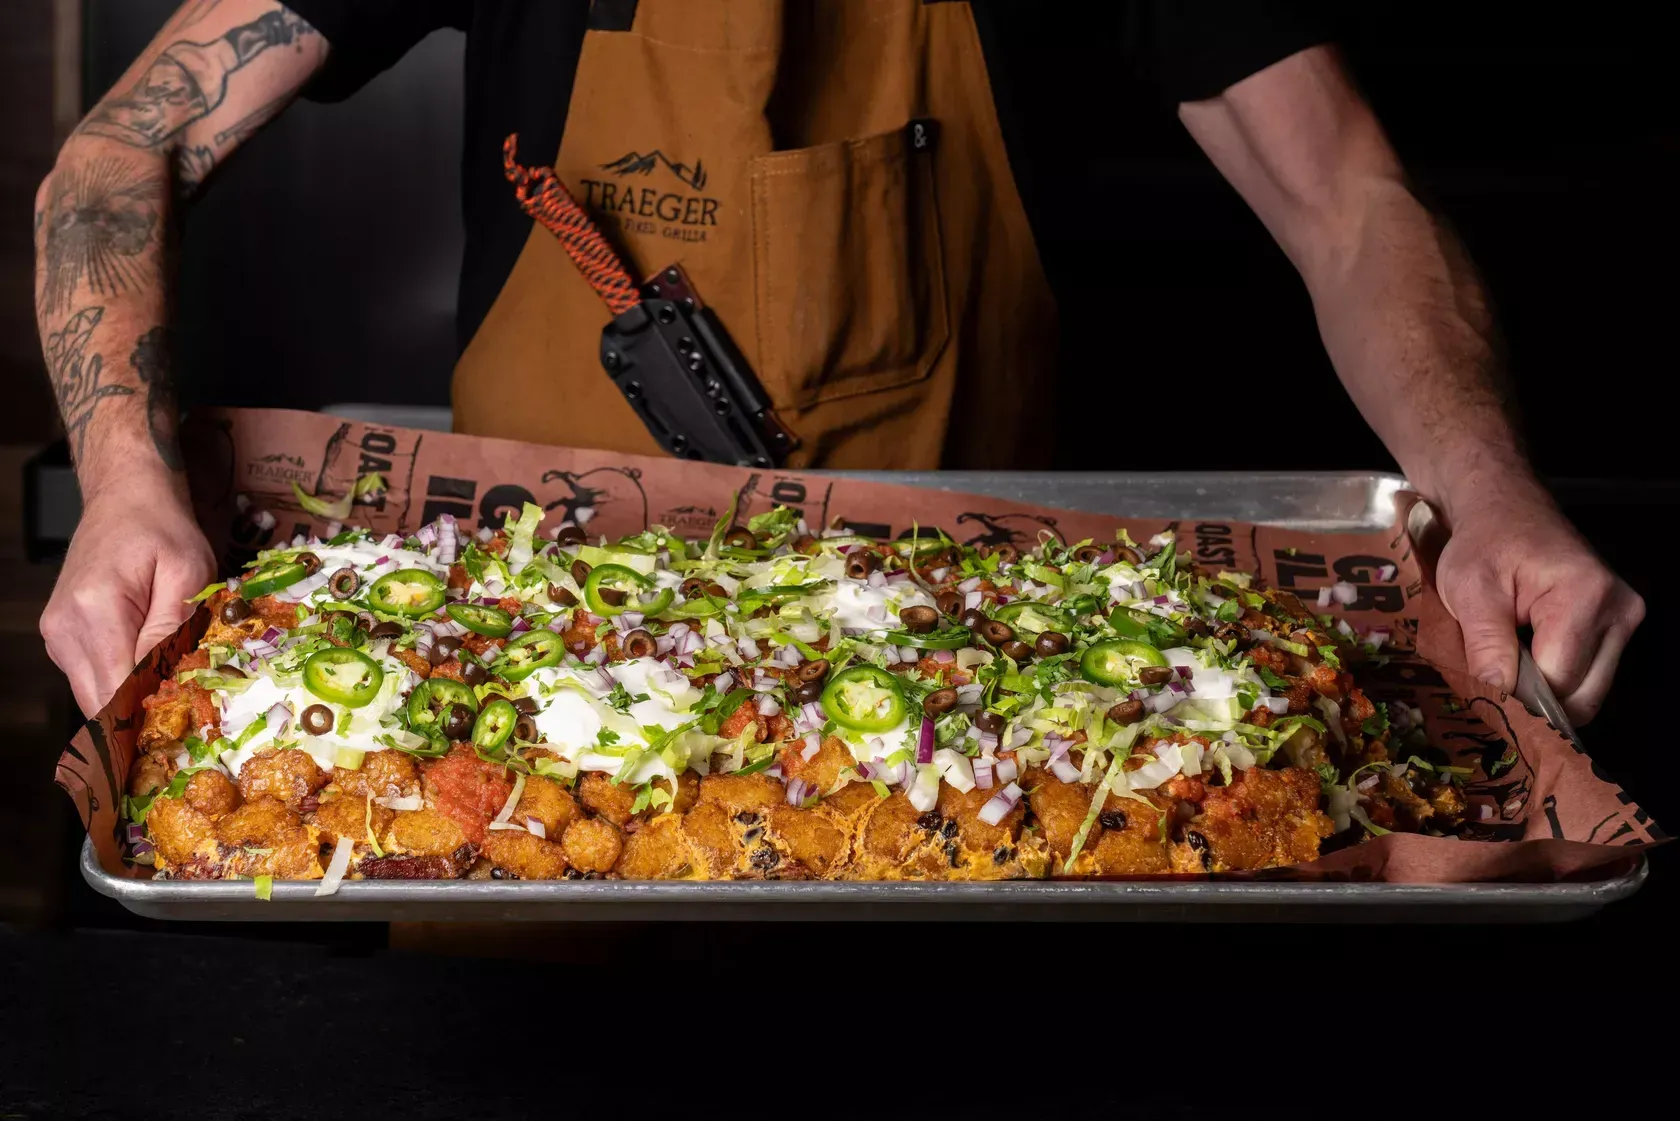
131;327;184;471
172;145;217;199
213;89;294;147
80;9;315;150
38;158;163;319
45;307;135;464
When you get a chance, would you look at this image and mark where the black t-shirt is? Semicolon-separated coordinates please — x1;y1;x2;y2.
281;0;1330;353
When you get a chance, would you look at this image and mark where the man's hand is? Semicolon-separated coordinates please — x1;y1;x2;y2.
41;468;214;717
1436;477;1644;725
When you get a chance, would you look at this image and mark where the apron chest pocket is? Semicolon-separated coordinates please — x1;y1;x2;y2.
749;124;950;409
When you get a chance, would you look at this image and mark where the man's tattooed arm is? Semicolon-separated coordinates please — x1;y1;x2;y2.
35;2;326;484
79;8;316;151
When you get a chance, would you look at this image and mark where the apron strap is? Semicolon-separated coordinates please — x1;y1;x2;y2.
587;0;638;32
501;134;642;317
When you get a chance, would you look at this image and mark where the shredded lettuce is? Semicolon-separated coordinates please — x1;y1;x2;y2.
291;472;386;519
186;582;226;605
504;501;543;570
253;875;273;901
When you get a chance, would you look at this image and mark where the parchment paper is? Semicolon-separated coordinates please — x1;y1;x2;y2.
57;407;1665;884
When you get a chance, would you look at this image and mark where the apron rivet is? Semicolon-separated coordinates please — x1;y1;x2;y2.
705;378;722;397
655;304;677;325
714;400;730;416
676;336;694;355
624;380;642;400
603;350;621;371
687;353;705;372
665;268;680;283
671;435;688;453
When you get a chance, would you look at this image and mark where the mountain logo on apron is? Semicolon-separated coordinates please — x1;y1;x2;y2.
579;147;719;244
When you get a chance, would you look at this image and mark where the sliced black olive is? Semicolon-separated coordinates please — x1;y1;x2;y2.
1108;700;1144;725
936;590;963;617
1115;545;1143;565
975;711;1004;734
723;527;756;549
1183;617;1213;638
461;660;489;687
296;551;322;575
441;703;473;741
679;577;709;600
1072;544;1105;563
300;704;334;736
219;598;252;625
1035;630;1070;657
1001;640;1033;662
1139;666;1174;686
429;635;463;665
514;714;538;742
556;524;588;546
369;620;403;640
513;695;540;715
989;543;1019;566
622;628;656;659
960;607;987;630
923;687;958;716
845;551;879;580
796;658;830;683
792;534;819;555
979;619;1015;645
328;567;360;600
899;605;938;633
570;559;592;584
793;680;824;705
548;582;578;606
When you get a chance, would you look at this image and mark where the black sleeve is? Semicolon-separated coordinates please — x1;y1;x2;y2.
1139;0;1336;104
281;0;469;101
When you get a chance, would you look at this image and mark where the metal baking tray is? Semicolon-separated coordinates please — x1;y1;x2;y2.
81;470;1648;922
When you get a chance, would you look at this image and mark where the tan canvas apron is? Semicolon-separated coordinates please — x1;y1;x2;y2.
451;0;1058;470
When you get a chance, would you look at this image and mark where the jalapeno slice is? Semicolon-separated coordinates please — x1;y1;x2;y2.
492;629;564;681
1080;638;1169;686
993;601;1075;636
881;627;972;650
239;560;308;600
820;665;908;733
583;563;675;617
406;677;479;736
365;568;447;617
472;698;518;751
302;647;385;708
445;602;514;638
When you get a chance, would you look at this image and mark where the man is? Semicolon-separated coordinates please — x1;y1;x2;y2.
35;0;1642;727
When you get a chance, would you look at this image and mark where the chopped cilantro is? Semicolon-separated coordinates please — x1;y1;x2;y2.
1362;701;1390;737
1215;598;1244;623
1258;667;1291;691
595;728;621;747
605;682;650;713
1317;645;1342;669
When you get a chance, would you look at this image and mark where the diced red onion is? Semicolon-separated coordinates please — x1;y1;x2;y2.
977;730;999;752
933;649;956;664
756;695;781;717
955;683;982;703
916;717;935;764
885;570;910;583
253;509;276;532
265;702;292;738
1317;586;1333;608
225;576;241;593
930;567;949;582
995;757;1019;784
373;555;390;566
1144;689;1181;714
883;646;901;665
526;817;547;839
126;822;145;844
655;635;676;656
436;514;459;565
1095;549;1116;566
1335;619;1356;640
413;626;435;659
241;637;280;660
380;533;404;550
613;611;645;635
972;760;994;790
737;636;761;659
260;626;285;644
785;777;810;805
1049;756;1081;783
1009;726;1032;748
866;570;886;589
801;733;822;760
1357;774;1380;792
958;576;982;593
547;616;570;634
764;762;783;780
1365;627;1391;649
583;644;607;665
865;604;886;623
510;616;532;634
416;523;439;547
898;646;920;663
1263;695;1291;714
800;701;825;726
1044;734;1071;763
714;671;736;693
1330;582;1358;605
1174;665;1192;679
964;591;982;610
978;782;1022;826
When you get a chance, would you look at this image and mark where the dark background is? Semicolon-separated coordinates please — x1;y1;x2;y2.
1;3;1674;1116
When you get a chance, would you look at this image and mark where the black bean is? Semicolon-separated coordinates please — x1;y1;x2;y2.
940;818;958;839
733;811;761;826
1187;829;1212;871
749;845;778;870
993;846;1015;865
945;842;962;868
741;827;763;844
916;811;943;831
490;867;509;880
1099;810;1128;831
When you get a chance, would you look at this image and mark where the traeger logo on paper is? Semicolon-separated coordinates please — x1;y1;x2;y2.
245;452;310;484
580;148;719;244
661;504;720;535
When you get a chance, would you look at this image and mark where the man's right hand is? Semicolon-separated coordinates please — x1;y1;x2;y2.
41;468;215;718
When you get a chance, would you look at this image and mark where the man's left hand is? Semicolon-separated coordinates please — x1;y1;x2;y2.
1434;478;1644;725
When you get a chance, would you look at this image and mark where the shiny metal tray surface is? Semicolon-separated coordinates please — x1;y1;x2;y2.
82;470;1647;922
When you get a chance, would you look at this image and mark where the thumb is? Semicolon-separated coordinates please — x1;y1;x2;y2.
1443;563;1519;694
134;554;212;664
